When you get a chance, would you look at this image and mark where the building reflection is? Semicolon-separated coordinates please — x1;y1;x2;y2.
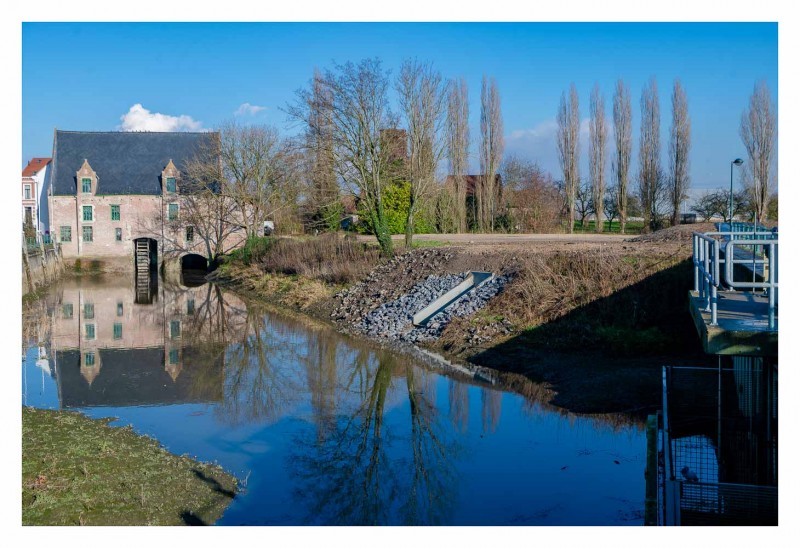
47;277;248;408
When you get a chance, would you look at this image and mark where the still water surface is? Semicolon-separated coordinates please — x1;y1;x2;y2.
22;276;645;525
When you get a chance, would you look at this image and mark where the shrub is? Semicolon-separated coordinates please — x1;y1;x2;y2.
226;236;274;266
356;181;435;235
259;234;383;285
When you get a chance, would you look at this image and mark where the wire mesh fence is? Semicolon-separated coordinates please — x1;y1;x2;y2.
661;361;777;525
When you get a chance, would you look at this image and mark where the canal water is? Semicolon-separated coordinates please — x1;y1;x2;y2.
22;276;646;525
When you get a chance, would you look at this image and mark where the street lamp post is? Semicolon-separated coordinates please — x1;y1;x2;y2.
729;158;744;225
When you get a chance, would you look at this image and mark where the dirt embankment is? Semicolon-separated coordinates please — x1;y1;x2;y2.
218;234;712;416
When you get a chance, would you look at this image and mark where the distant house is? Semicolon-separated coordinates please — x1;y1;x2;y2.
48;130;242;272
21;157;52;235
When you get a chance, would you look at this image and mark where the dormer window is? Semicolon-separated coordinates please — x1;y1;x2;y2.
162;159;180;194
76;160;97;195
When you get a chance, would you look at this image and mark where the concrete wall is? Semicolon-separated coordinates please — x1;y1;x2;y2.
22;245;64;296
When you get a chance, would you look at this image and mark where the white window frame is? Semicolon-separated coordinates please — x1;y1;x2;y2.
23;184;32;200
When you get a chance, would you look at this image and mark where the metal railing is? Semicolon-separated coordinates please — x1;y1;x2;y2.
692;230;778;326
724;238;779;327
692;232;722;325
658;365;778;526
22;233;60;255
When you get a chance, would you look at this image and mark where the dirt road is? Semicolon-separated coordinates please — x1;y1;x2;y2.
356;232;630;245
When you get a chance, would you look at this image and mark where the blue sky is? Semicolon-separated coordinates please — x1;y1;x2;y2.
22;22;777;195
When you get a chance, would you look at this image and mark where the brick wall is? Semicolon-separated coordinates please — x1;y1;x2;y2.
51;192;248;271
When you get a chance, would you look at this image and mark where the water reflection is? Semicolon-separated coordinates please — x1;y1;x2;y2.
41;278;244;408
288;351;458;525
22;276;648;525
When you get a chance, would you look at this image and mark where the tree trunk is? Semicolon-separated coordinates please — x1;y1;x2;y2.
405;199;414;248
372;203;394;258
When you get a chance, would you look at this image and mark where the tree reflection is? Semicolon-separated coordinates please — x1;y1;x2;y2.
448;380;470;433
215;308;302;426
400;366;456;525
481;388;503;435
288;349;458;525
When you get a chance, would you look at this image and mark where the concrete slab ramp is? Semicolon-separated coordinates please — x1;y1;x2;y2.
412;271;494;327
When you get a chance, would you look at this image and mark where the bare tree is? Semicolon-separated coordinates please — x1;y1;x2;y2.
557;83;580;234
589;84;607;233
305;68;341;233
691;188;750;223
668;80;691;226
603;185;620;231
218;121;299;238
613;79;632;234
574;179;594;229
397;59;447;247
740;81;776;224
289;59;398;257
638;77;664;232
446;79;470;233
149;136;249;265
479;76;504;232
501;154;562;232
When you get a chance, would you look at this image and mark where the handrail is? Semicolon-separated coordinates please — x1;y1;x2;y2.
724;239;778;329
692;232;721;325
693;230;778;329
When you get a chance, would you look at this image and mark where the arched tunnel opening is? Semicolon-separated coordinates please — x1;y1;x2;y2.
180;254;210;287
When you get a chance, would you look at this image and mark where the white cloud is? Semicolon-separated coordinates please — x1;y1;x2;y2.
234;102;267;117
505;119;561;175
508;119;559;142
506;117;616;180
118;103;202;132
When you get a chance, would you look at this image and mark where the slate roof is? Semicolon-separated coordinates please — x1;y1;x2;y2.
56;348;223;408
50;130;219;196
22;157;51;177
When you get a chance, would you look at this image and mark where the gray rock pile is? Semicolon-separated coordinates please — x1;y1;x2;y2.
353;273;510;343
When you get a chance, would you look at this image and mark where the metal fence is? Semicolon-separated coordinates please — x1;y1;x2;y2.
659;364;777;526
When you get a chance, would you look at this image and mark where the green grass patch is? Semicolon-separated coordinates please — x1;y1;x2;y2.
410;239;448;248
571;220;644;234
22;407;237;526
23;287;46;306
225;235;274;266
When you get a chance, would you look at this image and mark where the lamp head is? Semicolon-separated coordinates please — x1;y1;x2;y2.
733;158;744;166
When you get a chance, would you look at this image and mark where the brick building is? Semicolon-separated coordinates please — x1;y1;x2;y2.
48;130;243;272
22;157;52;236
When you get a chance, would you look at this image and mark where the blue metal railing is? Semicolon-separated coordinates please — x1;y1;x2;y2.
693;233;721;325
692;229;778;328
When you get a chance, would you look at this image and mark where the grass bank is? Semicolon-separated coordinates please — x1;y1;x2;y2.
213;234;385;312
22;407;237;526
